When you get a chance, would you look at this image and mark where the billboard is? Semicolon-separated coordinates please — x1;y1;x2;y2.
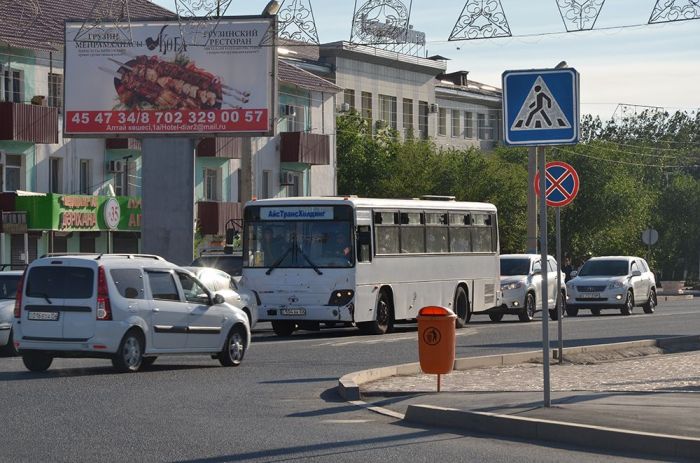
64;17;274;137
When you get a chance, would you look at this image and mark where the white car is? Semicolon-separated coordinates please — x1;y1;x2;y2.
183;266;259;329
492;254;566;322
13;254;250;373
566;256;657;316
0;271;23;355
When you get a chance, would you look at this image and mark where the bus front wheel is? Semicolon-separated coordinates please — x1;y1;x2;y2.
359;291;393;335
454;286;470;328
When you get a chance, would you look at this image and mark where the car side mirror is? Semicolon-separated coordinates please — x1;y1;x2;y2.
570;270;578;278
631;270;642;277
212;294;225;305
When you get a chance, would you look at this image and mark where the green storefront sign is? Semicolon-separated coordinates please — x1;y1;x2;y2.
15;194;141;232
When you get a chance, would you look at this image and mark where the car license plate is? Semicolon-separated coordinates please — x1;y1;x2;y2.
28;311;60;321
281;308;306;316
579;293;600;299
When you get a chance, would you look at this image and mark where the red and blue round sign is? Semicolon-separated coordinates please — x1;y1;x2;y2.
534;161;579;207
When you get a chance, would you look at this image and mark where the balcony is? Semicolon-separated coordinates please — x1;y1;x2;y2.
106;138;142;151
196;137;242;159
197;201;242;236
280;132;330;165
0;102;58;144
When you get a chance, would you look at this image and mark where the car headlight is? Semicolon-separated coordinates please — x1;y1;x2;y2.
501;282;523;291
607;280;625;290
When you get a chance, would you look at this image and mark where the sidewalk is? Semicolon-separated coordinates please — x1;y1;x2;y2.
340;337;700;460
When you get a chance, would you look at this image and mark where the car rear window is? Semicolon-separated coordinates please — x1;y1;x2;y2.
191;255;243;276
26;266;94;299
110;269;145;299
0;275;20;299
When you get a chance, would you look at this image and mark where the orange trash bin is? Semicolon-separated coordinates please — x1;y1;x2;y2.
417;306;456;376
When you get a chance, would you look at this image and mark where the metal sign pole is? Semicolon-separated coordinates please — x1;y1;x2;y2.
539;145;551;407
556;208;563;364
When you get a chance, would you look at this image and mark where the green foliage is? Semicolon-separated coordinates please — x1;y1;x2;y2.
336;110;700;279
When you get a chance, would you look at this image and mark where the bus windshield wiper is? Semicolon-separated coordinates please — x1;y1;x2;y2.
296;245;323;275
266;245;294;275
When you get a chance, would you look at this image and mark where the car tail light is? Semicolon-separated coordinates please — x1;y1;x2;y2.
14;271;25;318
96;266;112;321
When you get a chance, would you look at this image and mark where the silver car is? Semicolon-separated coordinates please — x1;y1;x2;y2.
184;267;259;329
0;271;22;356
565;256;657;316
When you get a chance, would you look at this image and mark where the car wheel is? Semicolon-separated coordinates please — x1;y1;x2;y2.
643;289;656;314
111;330;144;373
219;326;246;367
22;352;53;372
488;312;504;322
272;321;296;337
518;293;536;322
1;328;18;356
359;291;393;335
566;307;579;317
620;291;634;316
454;286;470;328
591;308;601;316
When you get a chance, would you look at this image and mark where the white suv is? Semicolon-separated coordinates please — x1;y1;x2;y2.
493;254;566;322
13;254;250;373
566;256;657;316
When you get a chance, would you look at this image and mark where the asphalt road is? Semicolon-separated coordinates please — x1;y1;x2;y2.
1;298;698;462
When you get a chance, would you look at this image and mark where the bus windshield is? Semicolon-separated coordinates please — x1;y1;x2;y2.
244;220;354;269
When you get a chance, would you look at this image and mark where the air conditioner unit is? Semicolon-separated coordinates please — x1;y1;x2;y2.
339;102;351;113
280;171;295;185
280;104;296;117
107;160;123;173
429;103;439;113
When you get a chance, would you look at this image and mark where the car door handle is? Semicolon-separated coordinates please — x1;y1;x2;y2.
152;308;160;312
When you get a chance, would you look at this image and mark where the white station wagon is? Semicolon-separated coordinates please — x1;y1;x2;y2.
13;254;250;373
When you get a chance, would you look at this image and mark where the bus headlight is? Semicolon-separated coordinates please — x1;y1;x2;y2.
328;290;354;306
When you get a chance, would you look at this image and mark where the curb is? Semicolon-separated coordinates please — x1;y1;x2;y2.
337;335;700;458
404;404;700;460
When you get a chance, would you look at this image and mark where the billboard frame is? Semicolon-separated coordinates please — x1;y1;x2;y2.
63;15;277;139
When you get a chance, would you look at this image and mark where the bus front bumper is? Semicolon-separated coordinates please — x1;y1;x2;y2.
259;303;354;323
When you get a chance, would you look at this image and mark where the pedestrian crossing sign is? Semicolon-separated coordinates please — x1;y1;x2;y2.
502;68;580;146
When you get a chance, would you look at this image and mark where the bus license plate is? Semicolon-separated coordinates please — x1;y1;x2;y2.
281;308;306;316
28;311;60;321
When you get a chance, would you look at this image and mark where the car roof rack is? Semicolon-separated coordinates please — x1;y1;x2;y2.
40;253;165;261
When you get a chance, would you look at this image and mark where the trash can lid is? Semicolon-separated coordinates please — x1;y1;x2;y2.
418;306;454;316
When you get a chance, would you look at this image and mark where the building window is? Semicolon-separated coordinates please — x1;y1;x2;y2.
402;98;413;137
261;170;272;199
48;73;63;110
438;108;447;136
49;157;62;193
361;91;372;124
464;111;474;139
79;159;91;195
489;113;498;141
378;94;397;130
451;110;460;138
203;168;221;201
343;89;355;110
477;113;487;140
1;66;23;103
282;170;302;197
418;101;429;139
1;154;22;192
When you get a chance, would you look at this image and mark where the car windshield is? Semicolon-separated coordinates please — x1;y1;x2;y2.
0;274;20;299
191;255;243;276
500;258;531;276
578;260;629;277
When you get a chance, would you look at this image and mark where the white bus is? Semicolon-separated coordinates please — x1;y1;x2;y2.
240;197;500;336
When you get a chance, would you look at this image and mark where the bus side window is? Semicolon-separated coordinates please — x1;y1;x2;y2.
357;226;372;263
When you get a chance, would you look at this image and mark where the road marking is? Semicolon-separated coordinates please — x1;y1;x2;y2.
320;419;374;424
314;328;477;347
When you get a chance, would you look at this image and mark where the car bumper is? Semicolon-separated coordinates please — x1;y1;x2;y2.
0;323;11;346
14;322;125;355
500;288;526;310
566;288;627;307
259;303;354;322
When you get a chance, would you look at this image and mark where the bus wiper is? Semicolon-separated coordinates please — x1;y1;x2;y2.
266;245;294;275
296;245;323;275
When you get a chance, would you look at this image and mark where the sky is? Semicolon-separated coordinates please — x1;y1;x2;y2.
153;0;700;120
